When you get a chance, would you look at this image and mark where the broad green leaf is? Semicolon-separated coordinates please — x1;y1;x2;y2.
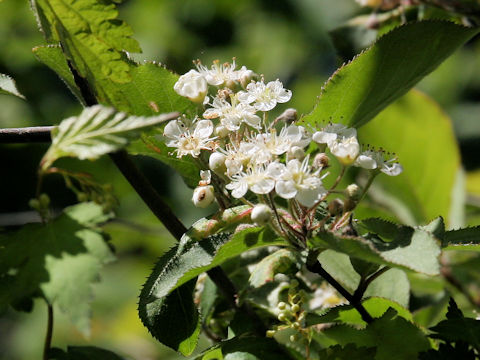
316;344;376;360
358;90;461;225
306;297;413;327
311;226;441;275
248;248;301;288
32;0;141;84
443;226;480;251
32;44;84;104
195;337;290;360
0;203;114;334
41;105;178;170
49;346;125;360
317;251;409;306
322;309;431;360
139;220;286;354
301;21;479;128
0;73;25;99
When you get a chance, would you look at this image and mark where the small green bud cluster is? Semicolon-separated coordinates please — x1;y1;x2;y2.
265;279;312;346
29;193;51;221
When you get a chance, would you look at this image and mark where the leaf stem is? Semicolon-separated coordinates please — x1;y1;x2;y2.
306;252;373;324
43;303;54;360
353;266;391;302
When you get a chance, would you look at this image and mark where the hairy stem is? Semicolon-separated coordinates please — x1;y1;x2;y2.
306;252;373;323
43;303;54;360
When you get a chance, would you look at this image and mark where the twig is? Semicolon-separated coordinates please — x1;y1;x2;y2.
0;126;53;143
353;266;391;302
306;254;373;324
43;303;54;360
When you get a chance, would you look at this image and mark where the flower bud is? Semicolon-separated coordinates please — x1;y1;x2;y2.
278;313;287;322
275;108;297;124
251;204;272;225
346;183;361;201
313;153;329;169
192;185;215;208
288;146;305;160
343;198;357;212
291;304;300;313
238;67;256;88
28;198;40;210
266;330;276;338
289;334;298;342
209;152;227;174
174;69;208;103
277;302;287;310
292;321;301;330
328;199;344;216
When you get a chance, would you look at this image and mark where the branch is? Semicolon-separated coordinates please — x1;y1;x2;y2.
306;256;373;324
0;126;53;143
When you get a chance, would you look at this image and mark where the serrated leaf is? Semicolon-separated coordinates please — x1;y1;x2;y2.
49;346;125;360
300;21;479;128
322;309;431;360
306;297;413;327
32;45;85;104
0;202;114;334
311;226;441;275
139;222;287;354
195;337;289;360
41;105;178;169
0;73;25;99
32;0;140;84
443;226;480;250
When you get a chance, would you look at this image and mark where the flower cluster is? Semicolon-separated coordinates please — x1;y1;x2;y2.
165;59;402;244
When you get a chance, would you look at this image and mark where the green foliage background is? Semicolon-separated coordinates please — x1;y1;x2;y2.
0;0;479;359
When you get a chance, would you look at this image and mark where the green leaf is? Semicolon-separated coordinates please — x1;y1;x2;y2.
0;203;114;335
139;220;286;354
248;248;301;288
419;342;476;360
322;309;431;360
316;344;377;360
428;298;480;350
306;297;413;327
41;105;178;169
358;90;461;225
300;21;479;128
49;346;125;360
443;226;480;250
32;0;140;84
0;73;25;99
311;225;441;275
32;44;85;104
195;337;290;360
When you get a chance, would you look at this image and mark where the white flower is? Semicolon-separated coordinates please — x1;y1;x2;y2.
163;118;216;158
251;204;272;225
274;156;327;207
237;80;292;111
226;163;279;198
220;142;257;176
236;66;257;87
354;149;403;176
328;136;360;166
203;96;261;131
173;69;208;103
196;59;239;87
312;123;357;145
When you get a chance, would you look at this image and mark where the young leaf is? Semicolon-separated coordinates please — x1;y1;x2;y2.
0;73;25;99
41;105;178;170
138;221;287;354
322;308;431;360
310;225;441;275
32;0;141;84
0;202;114;335
300;21;479;128
32;45;85;104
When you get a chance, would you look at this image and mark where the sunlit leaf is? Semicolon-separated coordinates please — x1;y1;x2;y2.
0;73;25;99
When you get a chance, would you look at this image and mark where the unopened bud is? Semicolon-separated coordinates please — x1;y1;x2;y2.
346;183;361;201
291;304;300;313
292;321;301;330
343;198;357;212
209;152;226;174
39;193;50;207
251;204;272;225
277;302;287;310
290;334;298;342
288;146;305;160
313;153;329;169
266;330;276;338
239;68;256;88
328;199;344;216
192;185;215;208
29;199;40;210
278;313;287;322
215;125;229;138
275;108;297;124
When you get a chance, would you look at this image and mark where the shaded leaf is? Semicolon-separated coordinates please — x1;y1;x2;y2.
0;203;114;335
443;226;480;250
49;346;125;360
301;21;479;128
419;342;476;360
0;73;25;99
316;344;376;360
41;105;178;169
322;309;431;360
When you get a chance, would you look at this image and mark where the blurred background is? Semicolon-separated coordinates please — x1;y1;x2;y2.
0;0;479;359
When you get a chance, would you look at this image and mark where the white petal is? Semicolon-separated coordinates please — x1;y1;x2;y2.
164;120;182;138
312;131;337;144
296;186;325;207
355;154;377;170
381;163;403;176
194;120;214;138
276;180;297;199
251;178;275;194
